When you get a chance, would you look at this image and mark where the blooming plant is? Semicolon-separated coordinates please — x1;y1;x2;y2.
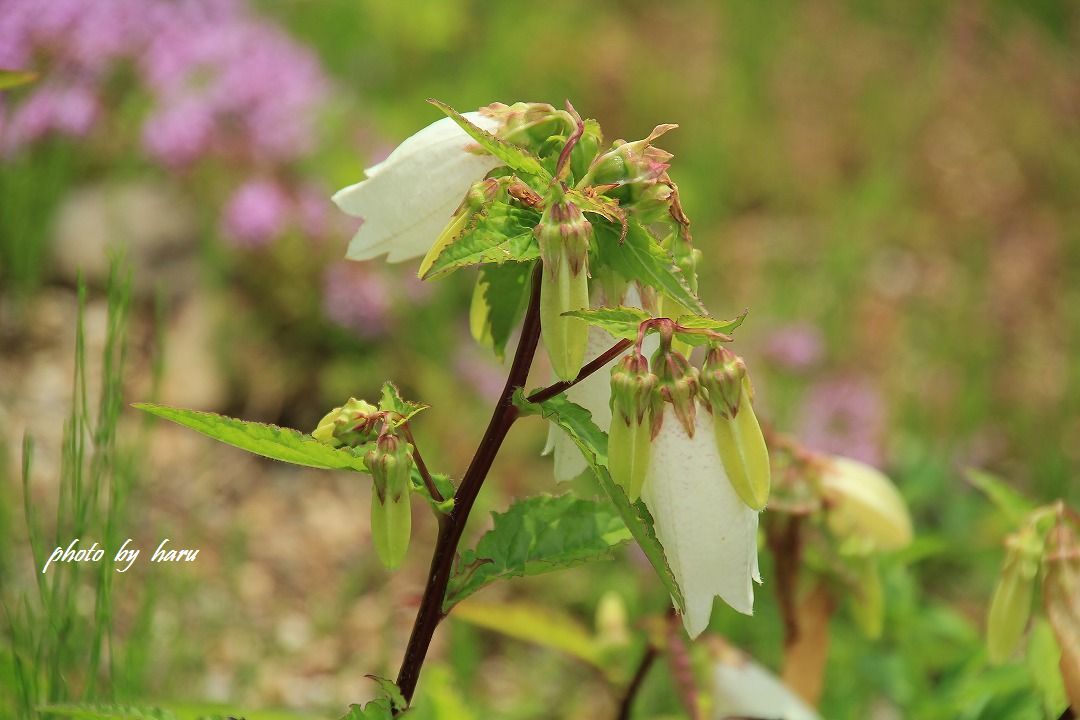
135;100;922;717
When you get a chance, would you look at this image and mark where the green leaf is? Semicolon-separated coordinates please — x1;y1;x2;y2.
562;306;651;340
378;381;428;423
593;219;706;315
514;391;685;611
339;701;392;720
365;675;408;712
428;99;549;179
421;201;541;279
445;493;632;609
673;311;747;345
452;600;611;675
471;262;534;360
967;468;1036;526
133;403;369;473
0;69;38;90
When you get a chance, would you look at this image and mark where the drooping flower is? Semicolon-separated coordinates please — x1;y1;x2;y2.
332;112;504;264
643;403;761;637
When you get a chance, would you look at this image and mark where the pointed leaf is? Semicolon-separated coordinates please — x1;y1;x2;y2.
445;493;632;608
0;69;38;90
412;470;455;514
674;311;747;345
378;381;428;423
562;306;651;340
429;99;549;179
365;675;408;712
593;219;706;314
340;701;392;720
421;201;541;279
133;403;369;472
515;390;685;611
967;468;1036;526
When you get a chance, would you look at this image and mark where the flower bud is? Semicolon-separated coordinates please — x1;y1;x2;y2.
364;431;414;570
312;398;381;448
483;101;571;149
587;125;676;188
608;353;658;501
987;526;1043;663
702;348;770;511
818;456;913;553
1041;521;1080;705
651;345;699;437
536;197;592;380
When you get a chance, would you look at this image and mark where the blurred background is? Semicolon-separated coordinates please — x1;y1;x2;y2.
1;0;1078;718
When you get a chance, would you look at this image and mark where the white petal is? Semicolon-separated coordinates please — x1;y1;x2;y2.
712;643;820;720
642;405;761;638
333;112;502;264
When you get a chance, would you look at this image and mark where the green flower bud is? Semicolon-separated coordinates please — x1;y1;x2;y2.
818;456;913;553
702;348;770;511
537;197;592;380
987;526;1043;664
312;398;381;448
587;125;676;188
651;345;699;437
608;353;658;501
364;431;414;570
484;101;572;149
1041;521;1080;706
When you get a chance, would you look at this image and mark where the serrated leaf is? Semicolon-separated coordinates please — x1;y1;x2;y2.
134;403;369;472
593;219;706;315
445;494;632;608
429;99;549;179
967;468;1036;526
365;675;408;712
673;311;747;345
0;69;38;90
339;701;392;720
421;201;541;279
562;306;651;340
566;188;624;225
378;381;428;423
514;391;685;611
471;262;534;360
452;599;611;675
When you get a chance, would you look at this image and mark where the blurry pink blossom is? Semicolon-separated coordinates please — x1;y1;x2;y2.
2;83;98;152
762;322;824;372
221;179;291;248
322;262;391;339
796;375;885;467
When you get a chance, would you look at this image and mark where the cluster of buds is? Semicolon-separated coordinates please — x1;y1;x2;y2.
536;189;593;380
605;320;770;512
364;427;415;570
582;124;678;223
312;397;383;448
312;399;416;570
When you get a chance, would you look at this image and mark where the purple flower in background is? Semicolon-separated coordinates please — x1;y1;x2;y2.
322;262;391;339
141;98;215;166
2;82;98;152
762;322;824;372
796;375;885;467
221;179;291;248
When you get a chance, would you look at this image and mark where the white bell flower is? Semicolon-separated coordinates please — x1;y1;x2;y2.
332;112;503;263
642;403;761;638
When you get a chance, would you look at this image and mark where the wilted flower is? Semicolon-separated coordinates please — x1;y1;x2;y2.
332;111;505;263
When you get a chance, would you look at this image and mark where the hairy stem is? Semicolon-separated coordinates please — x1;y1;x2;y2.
394;263;543;706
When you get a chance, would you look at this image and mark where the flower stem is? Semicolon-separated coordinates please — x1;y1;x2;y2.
394;263;544;707
528;338;633;404
616;643;659;720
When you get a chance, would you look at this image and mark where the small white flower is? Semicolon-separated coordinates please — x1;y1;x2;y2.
712;641;820;720
642;404;761;638
332;112;502;263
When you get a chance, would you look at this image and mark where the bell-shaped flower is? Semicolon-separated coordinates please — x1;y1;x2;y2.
642;403;761;638
332;111;503;263
365;431;415;570
818;456;913;553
